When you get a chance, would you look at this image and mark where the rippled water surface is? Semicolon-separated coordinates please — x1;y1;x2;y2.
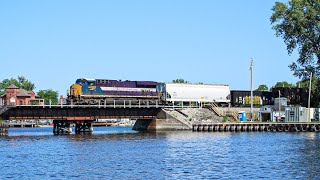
1;127;320;179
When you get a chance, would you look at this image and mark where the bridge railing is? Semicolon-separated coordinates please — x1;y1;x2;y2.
14;99;203;109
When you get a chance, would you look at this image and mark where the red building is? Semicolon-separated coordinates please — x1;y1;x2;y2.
0;84;44;106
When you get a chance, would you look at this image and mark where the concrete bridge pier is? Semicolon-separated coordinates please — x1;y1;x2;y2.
75;121;94;133
53;120;72;134
132;110;191;131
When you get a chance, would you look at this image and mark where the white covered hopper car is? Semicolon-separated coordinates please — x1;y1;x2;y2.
157;83;231;105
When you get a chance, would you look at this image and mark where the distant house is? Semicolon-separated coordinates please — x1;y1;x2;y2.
0;84;44;106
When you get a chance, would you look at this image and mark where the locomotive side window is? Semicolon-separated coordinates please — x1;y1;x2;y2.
88;81;95;86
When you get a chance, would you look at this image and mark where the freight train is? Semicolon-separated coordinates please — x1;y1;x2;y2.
230;87;309;107
67;78;231;105
67;78;309;107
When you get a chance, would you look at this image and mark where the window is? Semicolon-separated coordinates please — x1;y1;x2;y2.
88;81;96;86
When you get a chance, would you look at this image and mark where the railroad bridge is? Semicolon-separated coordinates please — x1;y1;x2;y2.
0;104;166;134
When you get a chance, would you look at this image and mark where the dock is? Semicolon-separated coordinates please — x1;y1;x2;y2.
192;123;320;132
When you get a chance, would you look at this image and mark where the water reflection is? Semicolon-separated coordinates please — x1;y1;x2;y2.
1;128;320;179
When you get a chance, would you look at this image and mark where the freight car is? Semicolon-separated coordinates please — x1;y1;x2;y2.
67;78;160;105
271;87;308;107
157;83;231;106
230;90;273;107
231;87;309;107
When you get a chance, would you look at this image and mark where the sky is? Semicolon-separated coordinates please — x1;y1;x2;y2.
0;0;298;95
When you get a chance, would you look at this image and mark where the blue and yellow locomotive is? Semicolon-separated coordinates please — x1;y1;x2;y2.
67;78;160;105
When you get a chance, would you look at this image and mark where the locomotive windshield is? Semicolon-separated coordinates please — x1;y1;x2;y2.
75;78;96;86
75;79;87;85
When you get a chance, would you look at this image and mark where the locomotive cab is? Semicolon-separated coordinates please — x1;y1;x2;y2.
75;78;96;86
69;78;97;97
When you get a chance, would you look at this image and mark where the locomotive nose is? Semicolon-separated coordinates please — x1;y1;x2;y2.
70;84;82;97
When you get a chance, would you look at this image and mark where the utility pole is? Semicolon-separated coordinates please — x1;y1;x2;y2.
278;90;281;122
250;59;254;121
303;70;313;122
308;71;312;121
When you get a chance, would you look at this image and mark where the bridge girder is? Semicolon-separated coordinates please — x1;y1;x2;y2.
1;106;162;120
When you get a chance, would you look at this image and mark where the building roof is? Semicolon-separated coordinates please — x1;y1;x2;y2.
17;89;31;97
6;84;19;89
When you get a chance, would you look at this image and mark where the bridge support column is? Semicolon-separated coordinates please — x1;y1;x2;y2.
75;121;93;133
132;109;191;131
53;120;72;134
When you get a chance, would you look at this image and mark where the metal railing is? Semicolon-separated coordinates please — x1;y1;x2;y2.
13;100;203;109
205;103;239;121
207;103;225;117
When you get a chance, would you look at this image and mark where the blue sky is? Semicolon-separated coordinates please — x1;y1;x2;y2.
0;0;298;95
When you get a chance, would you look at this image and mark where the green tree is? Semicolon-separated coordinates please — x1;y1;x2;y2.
271;1;320;107
296;77;320;107
271;0;320;78
172;79;189;83
0;76;35;95
296;77;319;89
274;81;295;88
37;89;59;105
256;84;269;91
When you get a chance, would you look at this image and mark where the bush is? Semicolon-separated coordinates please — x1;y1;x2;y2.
223;116;228;122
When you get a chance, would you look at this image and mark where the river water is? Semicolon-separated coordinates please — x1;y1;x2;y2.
1;127;320;179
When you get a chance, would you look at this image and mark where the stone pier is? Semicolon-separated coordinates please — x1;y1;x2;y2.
53;120;72;134
75;121;93;133
132;109;191;131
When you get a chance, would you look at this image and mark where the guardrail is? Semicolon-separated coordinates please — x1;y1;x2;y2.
11;100;205;109
12;104;203;109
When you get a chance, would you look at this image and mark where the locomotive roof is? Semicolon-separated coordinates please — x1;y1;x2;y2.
82;78;96;81
164;82;230;86
95;79;159;84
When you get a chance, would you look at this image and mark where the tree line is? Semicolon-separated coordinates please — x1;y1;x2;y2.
0;76;59;105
